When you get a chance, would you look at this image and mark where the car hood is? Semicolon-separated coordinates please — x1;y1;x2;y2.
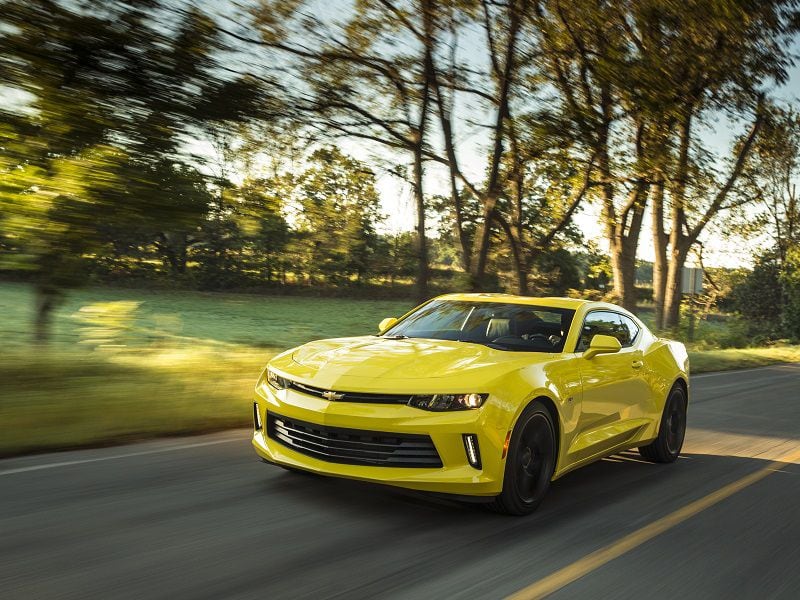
284;336;552;390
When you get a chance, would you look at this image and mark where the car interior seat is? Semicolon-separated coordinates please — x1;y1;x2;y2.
485;317;513;340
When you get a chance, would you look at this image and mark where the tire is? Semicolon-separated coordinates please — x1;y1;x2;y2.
488;401;557;516
638;385;687;463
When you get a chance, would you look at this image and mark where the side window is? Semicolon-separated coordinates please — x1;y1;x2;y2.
576;311;619;352
576;311;638;352
617;314;639;347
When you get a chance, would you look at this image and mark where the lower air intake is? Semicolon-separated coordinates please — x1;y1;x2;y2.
266;413;442;468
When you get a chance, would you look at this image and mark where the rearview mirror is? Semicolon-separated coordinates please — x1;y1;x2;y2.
583;334;622;359
378;317;398;332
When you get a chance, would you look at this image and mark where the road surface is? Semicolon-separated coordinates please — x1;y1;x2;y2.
2;364;799;600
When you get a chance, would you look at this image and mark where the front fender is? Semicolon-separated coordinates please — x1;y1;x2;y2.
495;356;582;477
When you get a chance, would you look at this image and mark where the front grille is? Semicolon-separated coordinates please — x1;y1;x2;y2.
287;380;432;405
266;413;442;468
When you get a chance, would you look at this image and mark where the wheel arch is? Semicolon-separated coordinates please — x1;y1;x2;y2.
516;394;562;466
671;376;689;406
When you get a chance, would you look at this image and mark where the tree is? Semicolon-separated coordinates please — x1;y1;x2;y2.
294;148;383;284
527;0;799;320
238;177;290;283
732;107;800;341
429;0;532;287
228;0;598;297
742;107;800;266
0;0;271;340
222;0;436;301
526;0;650;311
619;1;798;329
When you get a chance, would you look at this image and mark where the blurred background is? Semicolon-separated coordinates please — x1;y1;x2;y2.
1;0;799;457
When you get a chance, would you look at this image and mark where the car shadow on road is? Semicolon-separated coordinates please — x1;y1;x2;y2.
258;449;793;528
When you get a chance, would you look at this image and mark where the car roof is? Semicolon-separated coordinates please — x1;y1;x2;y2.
434;293;592;311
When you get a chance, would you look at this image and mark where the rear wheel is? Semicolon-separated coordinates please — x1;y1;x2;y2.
638;385;687;463
489;402;557;516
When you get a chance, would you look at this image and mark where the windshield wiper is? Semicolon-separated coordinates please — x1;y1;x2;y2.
382;334;408;340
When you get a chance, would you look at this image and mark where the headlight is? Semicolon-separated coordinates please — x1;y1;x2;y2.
266;368;289;390
408;393;487;411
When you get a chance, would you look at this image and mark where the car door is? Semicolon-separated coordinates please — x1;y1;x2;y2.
570;311;651;460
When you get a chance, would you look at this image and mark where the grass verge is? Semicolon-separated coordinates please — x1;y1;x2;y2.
689;345;800;374
0;347;273;457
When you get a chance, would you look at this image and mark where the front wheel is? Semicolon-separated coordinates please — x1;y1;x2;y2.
489;402;557;516
638;385;687;463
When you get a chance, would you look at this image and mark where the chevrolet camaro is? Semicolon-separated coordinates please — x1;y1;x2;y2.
252;294;689;515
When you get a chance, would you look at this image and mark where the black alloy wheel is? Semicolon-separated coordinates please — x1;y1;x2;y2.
489;402;557;516
639;385;687;463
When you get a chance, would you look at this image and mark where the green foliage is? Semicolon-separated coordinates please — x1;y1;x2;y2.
731;250;800;342
373;232;418;281
780;246;800;339
530;248;583;295
0;0;279;338
294;148;382;284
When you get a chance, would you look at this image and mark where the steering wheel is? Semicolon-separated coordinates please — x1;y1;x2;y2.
522;333;548;341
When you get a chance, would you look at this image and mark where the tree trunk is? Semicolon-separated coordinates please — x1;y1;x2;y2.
449;175;471;274
33;286;59;345
610;238;638;313
412;143;429;304
660;106;762;330
433;92;472;273
607;182;648;313
651;180;668;330
597;93;643;312
663;239;690;331
469;0;523;289
413;0;435;304
516;264;528;296
494;212;528;295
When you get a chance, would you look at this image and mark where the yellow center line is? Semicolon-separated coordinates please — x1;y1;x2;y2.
507;447;800;600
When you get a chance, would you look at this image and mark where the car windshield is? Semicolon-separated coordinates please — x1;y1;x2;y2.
383;300;575;352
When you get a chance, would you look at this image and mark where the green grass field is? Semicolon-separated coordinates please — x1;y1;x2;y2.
1;281;798;456
0;282;414;456
0;282;415;350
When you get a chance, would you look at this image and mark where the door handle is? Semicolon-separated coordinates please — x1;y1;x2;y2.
631;360;644;369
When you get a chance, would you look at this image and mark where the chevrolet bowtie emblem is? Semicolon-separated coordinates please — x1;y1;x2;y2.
322;390;344;401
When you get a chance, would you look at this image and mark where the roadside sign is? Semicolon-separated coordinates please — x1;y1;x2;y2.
681;267;703;295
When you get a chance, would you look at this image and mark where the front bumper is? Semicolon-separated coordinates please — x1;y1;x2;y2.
252;383;507;496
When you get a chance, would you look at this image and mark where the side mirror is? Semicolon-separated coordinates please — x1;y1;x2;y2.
378;317;398;332
583;334;622;359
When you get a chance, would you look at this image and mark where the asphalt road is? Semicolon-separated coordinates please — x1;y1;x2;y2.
2;364;799;600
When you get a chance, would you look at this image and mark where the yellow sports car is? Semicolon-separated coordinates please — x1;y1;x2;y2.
252;294;689;515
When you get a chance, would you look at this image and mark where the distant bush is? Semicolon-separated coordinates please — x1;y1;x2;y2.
565;288;606;301
635;286;653;303
730;250;800;343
